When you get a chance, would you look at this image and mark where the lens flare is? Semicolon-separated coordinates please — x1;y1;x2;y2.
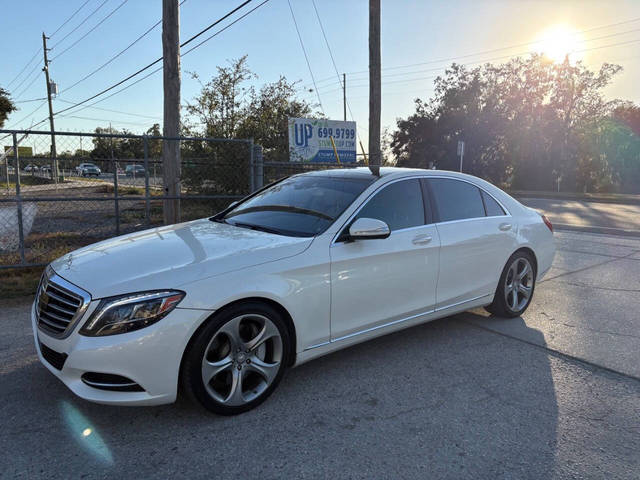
535;24;584;63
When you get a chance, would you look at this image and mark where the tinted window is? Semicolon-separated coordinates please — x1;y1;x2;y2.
355;179;425;231
428;178;485;222
481;190;505;216
223;175;374;237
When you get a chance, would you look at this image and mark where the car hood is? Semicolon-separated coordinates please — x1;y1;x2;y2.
51;219;313;299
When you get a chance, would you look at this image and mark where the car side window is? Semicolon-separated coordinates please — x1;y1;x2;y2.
428;178;485;222
355;179;425;231
481;190;506;216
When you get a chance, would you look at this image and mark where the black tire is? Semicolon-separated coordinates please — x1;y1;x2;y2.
485;250;537;318
181;301;291;415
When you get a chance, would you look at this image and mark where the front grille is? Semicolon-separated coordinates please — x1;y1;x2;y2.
39;342;68;370
36;268;90;338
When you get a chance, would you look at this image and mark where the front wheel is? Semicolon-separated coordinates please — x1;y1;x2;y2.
181;302;290;415
485;251;536;318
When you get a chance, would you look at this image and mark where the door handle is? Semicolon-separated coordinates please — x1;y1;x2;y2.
412;234;432;245
499;222;512;231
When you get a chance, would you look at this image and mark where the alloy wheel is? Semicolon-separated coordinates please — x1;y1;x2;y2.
201;314;283;406
504;257;534;312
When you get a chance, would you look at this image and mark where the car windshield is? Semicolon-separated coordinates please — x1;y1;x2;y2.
218;174;374;237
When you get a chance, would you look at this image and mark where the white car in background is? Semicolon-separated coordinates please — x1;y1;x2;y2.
75;162;101;176
32;168;555;415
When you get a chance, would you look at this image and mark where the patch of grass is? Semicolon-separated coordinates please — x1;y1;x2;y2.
1;266;42;299
2;175;56;190
0;231;107;297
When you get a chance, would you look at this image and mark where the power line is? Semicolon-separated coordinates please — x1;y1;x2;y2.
310;0;363;137
51;0;130;61
14;97;48;103
5;0;95;90
65;115;156;127
50;0;110;51
181;0;250;49
287;0;324;114
54;0;265;117
303;36;640;103
59;0;188;95
300;16;640;91
50;0;94;37
59;0;271;119
4;101;48;130
180;0;270;56
56;99;162;120
13;71;43;100
10;60;43;95
6;48;41;89
309;36;640;96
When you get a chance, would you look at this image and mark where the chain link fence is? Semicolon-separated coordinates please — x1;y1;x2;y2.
0;130;258;271
0;129;357;276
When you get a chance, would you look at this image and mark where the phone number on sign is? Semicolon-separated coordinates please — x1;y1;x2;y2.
317;127;356;139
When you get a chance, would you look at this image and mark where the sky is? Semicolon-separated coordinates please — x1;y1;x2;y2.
1;0;639;152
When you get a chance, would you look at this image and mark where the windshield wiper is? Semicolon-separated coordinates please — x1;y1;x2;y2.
226;205;334;221
228;221;285;235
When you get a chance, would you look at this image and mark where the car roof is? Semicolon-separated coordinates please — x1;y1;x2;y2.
295;166;480;182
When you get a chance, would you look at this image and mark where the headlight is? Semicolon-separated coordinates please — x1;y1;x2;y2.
79;290;185;337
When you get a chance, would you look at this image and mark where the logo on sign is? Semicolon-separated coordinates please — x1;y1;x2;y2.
293;123;313;148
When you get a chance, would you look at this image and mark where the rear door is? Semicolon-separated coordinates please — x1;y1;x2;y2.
426;178;515;309
330;178;440;339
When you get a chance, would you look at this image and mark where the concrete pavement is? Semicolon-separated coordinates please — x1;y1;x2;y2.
1;230;639;479
520;197;640;236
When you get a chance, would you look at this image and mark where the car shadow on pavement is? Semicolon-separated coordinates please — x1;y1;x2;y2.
2;312;559;479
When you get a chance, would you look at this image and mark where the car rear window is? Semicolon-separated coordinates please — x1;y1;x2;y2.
428;178;486;222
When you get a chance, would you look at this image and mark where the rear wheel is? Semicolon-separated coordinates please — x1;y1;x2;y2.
181;302;290;415
485;251;536;318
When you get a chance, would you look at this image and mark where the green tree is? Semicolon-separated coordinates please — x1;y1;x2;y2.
183;56;317;194
0;87;17;127
390;56;624;192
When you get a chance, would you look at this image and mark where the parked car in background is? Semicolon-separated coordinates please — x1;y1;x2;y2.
41;165;51;173
33;168;555;415
125;164;145;177
76;163;101;177
23;164;39;172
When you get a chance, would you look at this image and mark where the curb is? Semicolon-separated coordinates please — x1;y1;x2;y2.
554;223;640;238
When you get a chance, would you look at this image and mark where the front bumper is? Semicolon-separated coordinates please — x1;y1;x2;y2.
32;301;211;406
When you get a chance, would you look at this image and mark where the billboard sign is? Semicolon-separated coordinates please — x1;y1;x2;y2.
288;118;356;163
4;146;33;157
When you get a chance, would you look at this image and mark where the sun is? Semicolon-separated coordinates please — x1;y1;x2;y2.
535;24;584;63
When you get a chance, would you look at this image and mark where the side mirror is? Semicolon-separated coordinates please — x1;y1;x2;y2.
348;217;390;240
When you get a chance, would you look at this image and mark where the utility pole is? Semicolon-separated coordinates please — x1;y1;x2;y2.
343;73;347;121
162;0;181;224
42;32;58;184
368;0;381;174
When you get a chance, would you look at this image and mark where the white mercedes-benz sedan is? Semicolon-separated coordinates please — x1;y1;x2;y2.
32;167;555;415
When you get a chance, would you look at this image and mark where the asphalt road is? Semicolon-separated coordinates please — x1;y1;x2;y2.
520;197;640;236
1;230;639;479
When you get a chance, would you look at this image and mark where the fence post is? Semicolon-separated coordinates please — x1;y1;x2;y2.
113;159;120;236
249;138;255;193
4;149;9;192
143;135;150;226
253;144;264;190
13;133;26;265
